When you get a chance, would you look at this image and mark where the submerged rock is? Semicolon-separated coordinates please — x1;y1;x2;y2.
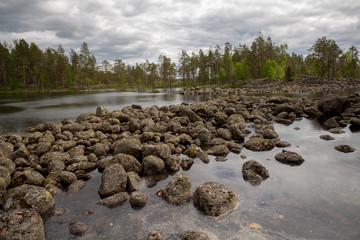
242;160;269;185
275;150;305;166
98;163;127;198
129;191;148;209
319;135;335;141
161;173;192;205
193;182;238;217
97;192;129;208
184;231;210;240
69;221;88;236
244;138;275;151
334;145;357;153
142;155;165;176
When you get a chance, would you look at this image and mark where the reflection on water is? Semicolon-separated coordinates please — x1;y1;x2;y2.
0;91;359;239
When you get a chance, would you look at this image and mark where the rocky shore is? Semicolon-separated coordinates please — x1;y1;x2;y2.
0;79;360;239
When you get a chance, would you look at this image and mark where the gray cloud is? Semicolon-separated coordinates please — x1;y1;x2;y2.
0;0;359;65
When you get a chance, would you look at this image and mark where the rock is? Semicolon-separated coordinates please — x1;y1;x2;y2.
227;124;245;141
0;208;45;240
165;155;180;172
0;166;11;190
320;135;335;141
96;106;109;117
161;173;192;205
334;145;356;153
179;106;203;122
349;117;360;131
142;143;172;161
129;191;148;209
45;184;60;196
0;140;13;158
324;117;341;129
127;171;142;192
180;157;194;171
142;155;165;176
47;159;65;173
67;180;86;194
0;157;16;174
184;144;201;158
193;182;238;217
66;162;96;172
198;151;210;164
110;153;142;173
98;163;127;198
4;184;55;217
207;145;230;156
244;138;275;151
97;192;129;208
198;128;212;142
69;221;88;236
262;128;279;139
113;137;142;159
148;231;163;240
59;171;77;185
329;127;345;134
275;150;305;166
318;94;349;117
184;231;210;240
242;160;269;185
40;151;70;167
274;139;291;147
273;103;302;116
216;128;232;141
89;143;109;157
22;169;45;186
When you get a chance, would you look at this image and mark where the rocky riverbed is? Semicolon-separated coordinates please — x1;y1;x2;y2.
0;80;360;239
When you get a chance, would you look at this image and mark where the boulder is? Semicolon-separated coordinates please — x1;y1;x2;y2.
193;182;238;217
96;106;109;117
47;159;65;173
207;145;230;156
334;145;356;153
40;152;71;167
197;128;212;142
129;191;148;209
4;184;55;217
127;171;142;192
349;117;360;132
180;157;194;171
110;153;142;173
67;180;86;194
0;140;13;158
198;151;210;164
97;192;129;208
59;171;77;185
0;166;11;190
319;135;335;141
165;155;181;172
318;94;349;117
0;157;16;174
184;231;210;240
142;155;165;176
69;221;88;236
162;173;192;205
275;150;305;166
244;138;275;151
142;143;172;161
262;128;279;139
98;163;127;198
216;128;232;141
113;137;142;159
242;160;269;185
0;208;45;240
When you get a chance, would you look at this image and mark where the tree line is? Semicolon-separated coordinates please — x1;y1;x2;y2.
0;34;359;91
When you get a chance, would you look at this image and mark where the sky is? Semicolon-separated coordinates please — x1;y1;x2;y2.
0;0;359;65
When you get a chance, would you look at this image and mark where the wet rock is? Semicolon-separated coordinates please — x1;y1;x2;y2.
0;166;11;190
318;94;350;117
165;155;181;172
142;143;172;161
47;159;65;173
349;117;360;131
198;151;210;164
180;157;194;171
0;157;15;174
32;141;51;156
214;111;228;126
127;171;142;192
262;128;279;139
184;144;201;158
184;231;210;240
66;162;96;172
129;191;148;209
67;180;86;194
98;163;127;198
148;230;163;240
4;184;55;217
242;160;269;185
59;170;77;185
193;182;238;217
329;127;345;134
207;144;230;156
334;145;356;153
96;105;109;117
110;153;142;173
244;138;275;151
40;151;70;167
227;124;245;141
273;103;302;116
324;117;341;129
179;106;203;122
142;155;165;176
97;192;129;208
69;221;88;236
45;184;60;196
275;150;305;166
320;135;335;141
0;208;45;240
197;128;212;143
0;140;13;158
87;153;98;163
161;173;192;205
113;137;142;159
21;169;45;186
274;139;291;147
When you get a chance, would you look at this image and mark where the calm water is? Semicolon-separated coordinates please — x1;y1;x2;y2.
0;91;359;239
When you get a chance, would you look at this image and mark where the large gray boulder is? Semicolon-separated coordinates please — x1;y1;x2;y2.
162;173;192;205
3;184;55;217
193;182;238;217
0;208;45;240
98;163;127;198
242;160;269;185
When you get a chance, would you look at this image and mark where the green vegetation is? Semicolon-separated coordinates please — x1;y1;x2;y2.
0;34;359;92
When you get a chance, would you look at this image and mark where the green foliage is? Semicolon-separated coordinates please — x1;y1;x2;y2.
262;59;278;80
285;66;295;82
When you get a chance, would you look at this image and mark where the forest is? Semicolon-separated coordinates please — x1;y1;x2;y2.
0;34;359;91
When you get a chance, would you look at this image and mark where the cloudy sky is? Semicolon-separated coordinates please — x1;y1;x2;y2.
0;0;359;64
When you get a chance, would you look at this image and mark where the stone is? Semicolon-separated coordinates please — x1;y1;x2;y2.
142;155;165;176
69;221;88;236
0;140;13;158
110;153;142;173
242;160;269;185
334;145;356;153
193;182;238;217
59;171;77;185
0;157;16;174
275;150;305;166
0;208;45;240
97;192;129;208
127;171;142;192
244;138;275;151
113;137;142;159
98;163;127;198
198;128;212;142
320;135;335;141
198;151;210;164
96;105;109;117
318;94;349;117
142;143;172;161
4;184;55;217
47;159;65;173
0;166;11;190
207;144;230;156
184;231;210;240
40;151;71;167
216;128;232;141
148;231;163;240
129;191;148;209
262;128;279;139
162;173;192;205
67;180;86;194
22;169;45;186
180;157;194;171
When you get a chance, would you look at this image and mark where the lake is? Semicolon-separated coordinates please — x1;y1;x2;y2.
1;90;359;239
